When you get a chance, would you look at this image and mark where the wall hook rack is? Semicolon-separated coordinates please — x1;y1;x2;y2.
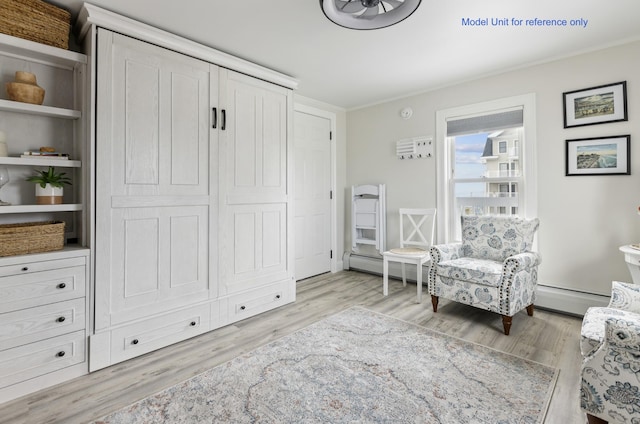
396;136;433;159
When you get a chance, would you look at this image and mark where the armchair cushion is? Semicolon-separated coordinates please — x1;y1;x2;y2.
435;257;503;287
461;215;539;262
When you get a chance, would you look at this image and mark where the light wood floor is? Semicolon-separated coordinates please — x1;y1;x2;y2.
0;270;586;424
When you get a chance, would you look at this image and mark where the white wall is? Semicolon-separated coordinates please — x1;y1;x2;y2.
346;40;640;297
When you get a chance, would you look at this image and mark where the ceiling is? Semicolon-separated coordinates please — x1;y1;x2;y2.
50;0;640;110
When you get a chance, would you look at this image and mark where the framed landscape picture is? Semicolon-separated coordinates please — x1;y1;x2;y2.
563;81;627;128
566;135;630;176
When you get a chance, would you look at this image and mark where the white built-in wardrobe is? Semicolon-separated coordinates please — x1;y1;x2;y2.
78;5;297;370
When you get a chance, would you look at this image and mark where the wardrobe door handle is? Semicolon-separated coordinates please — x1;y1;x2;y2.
221;109;226;131
212;107;217;129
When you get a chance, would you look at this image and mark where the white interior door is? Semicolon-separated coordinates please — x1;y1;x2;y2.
294;111;331;280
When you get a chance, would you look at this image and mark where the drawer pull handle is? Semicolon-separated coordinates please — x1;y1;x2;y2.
275;294;281;300
240;305;246;310
57;316;66;323
190;321;196;326
56;351;66;357
132;339;139;345
57;283;66;289
21;267;28;272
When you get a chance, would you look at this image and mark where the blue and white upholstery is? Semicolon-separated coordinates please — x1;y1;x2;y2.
581;281;640;424
428;215;541;335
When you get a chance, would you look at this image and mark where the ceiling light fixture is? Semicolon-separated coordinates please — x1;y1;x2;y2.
320;0;421;30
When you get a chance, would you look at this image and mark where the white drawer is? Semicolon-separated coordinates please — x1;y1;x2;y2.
0;256;85;278
227;281;289;323
0;330;85;389
0;266;86;313
0;298;85;351
109;304;211;365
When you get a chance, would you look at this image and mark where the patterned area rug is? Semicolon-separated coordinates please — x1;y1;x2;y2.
93;307;558;423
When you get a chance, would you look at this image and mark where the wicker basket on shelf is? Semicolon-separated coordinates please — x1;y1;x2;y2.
0;221;65;256
0;0;71;49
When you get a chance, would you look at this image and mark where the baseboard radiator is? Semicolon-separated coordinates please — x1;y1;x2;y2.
343;252;609;316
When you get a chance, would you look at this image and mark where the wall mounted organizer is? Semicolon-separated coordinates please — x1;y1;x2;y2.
396;136;433;159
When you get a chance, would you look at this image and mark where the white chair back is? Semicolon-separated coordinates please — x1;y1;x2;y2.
399;208;436;250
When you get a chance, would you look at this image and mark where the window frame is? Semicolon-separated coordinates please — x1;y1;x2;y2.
435;94;538;244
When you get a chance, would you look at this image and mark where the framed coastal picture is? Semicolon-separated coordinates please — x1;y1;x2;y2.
566;135;630;176
563;81;627;128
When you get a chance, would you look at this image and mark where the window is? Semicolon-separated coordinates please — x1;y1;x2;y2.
435;94;537;242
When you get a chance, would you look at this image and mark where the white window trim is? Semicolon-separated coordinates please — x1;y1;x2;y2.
435;93;538;244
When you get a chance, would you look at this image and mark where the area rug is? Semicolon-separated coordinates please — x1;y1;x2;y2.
93;307;558;423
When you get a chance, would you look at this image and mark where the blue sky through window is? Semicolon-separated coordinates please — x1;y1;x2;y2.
454;132;488;196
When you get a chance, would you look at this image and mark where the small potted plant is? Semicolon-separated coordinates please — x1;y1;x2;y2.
26;166;72;205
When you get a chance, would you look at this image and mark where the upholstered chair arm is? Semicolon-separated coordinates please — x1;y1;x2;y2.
581;316;640;421
498;252;541;316
602;315;640;352
429;243;464;264
503;252;541;272
607;280;640;312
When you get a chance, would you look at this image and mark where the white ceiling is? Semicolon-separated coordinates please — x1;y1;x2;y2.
50;0;640;110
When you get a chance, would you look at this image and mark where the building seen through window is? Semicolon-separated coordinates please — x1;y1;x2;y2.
453;127;522;218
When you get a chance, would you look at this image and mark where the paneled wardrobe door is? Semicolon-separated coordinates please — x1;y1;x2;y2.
94;30;213;330
218;69;293;297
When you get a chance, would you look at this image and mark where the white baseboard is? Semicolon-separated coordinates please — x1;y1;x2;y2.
342;252;609;317
535;285;609;316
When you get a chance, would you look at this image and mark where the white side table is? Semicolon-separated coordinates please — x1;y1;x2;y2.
620;245;640;284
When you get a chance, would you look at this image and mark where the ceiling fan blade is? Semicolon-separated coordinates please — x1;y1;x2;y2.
360;5;381;19
335;0;366;13
382;0;403;8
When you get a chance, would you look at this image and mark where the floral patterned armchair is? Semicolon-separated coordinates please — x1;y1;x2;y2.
580;281;640;424
428;215;541;335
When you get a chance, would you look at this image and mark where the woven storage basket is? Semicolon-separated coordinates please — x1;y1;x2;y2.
0;0;71;49
0;221;65;256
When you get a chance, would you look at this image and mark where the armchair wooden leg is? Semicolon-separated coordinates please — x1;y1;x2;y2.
526;304;534;316
586;413;608;424
502;315;512;335
431;295;438;312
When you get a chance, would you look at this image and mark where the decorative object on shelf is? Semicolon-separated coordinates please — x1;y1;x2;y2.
6;71;45;105
396;136;433;159
0;167;10;206
0;131;7;157
22;147;69;160
563;81;627;128
320;0;421;30
565;135;630;176
26;166;71;204
0;0;71;49
0;220;65;256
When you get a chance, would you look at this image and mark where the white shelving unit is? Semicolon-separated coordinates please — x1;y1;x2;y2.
0;98;81;119
0;33;86;222
0;33;91;404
